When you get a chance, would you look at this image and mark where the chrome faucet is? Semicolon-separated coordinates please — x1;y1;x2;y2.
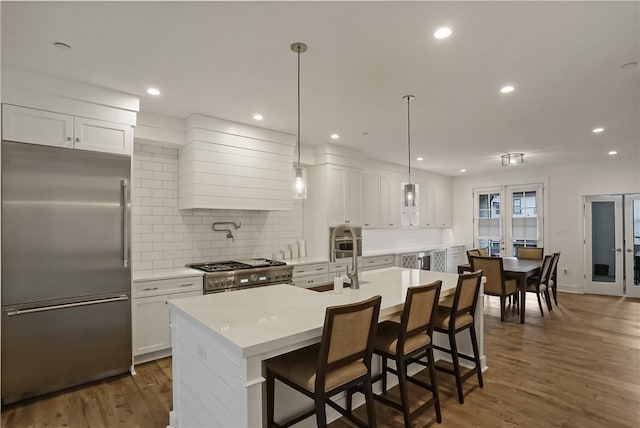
330;224;360;289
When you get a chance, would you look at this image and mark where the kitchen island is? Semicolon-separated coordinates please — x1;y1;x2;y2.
168;267;485;428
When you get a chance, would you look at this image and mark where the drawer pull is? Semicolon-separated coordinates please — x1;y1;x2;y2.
315;267;324;271
179;283;192;287
143;287;159;291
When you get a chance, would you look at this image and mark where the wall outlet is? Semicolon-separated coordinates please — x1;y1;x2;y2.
563;267;568;275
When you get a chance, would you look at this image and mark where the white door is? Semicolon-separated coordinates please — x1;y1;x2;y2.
584;195;624;296
474;187;505;256
624;194;640;297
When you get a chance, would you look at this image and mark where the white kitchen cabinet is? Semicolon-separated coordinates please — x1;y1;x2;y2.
132;275;203;363
362;172;380;229
421;183;452;228
291;262;329;288
361;254;395;271
380;175;402;228
327;166;362;225
2;104;132;156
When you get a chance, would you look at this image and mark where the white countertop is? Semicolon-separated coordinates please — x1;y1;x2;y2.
283;256;329;266
169;267;460;358
132;267;204;282
363;244;465;257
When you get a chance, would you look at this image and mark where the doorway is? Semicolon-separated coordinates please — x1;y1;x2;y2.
584;194;640;296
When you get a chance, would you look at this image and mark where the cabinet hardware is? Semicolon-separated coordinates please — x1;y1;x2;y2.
67;136;72;141
75;137;80;142
143;287;159;291
315;267;324;271
179;283;192;287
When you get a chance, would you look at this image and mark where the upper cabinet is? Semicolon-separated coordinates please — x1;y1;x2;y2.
420;183;452;228
380;175;402;228
327;166;362;225
362;172;380;229
2;105;132;156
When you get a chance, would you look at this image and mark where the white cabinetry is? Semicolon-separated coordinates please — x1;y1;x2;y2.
291;262;329;288
421;183;452;228
327;166;362;225
362;172;380;229
380;175;402;228
132;275;203;363
2;105;132;155
361;254;395;271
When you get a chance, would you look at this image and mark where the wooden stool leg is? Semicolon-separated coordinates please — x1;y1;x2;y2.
266;370;275;427
500;295;506;321
448;330;464;404
315;395;327;428
381;355;388;394
363;377;377;428
469;324;483;388
426;347;442;423
397;358;412;427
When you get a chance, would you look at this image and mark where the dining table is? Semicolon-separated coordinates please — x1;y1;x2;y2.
458;256;542;324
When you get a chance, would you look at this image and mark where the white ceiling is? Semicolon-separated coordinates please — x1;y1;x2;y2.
2;1;638;176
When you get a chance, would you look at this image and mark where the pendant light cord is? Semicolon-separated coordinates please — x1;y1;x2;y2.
406;95;412;185
297;49;301;168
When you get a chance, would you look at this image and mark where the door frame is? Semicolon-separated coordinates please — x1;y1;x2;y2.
624;194;640;298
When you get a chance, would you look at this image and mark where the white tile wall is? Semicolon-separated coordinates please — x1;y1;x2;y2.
132;143;303;271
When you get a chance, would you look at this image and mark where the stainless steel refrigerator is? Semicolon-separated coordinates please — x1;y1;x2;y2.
1;141;132;404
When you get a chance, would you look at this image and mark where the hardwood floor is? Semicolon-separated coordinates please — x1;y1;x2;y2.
2;292;639;427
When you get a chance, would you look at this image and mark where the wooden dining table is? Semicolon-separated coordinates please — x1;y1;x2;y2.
458;257;542;324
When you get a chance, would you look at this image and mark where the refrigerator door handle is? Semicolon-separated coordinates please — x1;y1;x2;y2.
121;178;129;268
6;295;129;316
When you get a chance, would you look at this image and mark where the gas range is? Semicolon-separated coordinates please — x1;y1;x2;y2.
188;259;293;294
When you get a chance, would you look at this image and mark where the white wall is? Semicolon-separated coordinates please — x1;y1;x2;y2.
131;143;303;271
452;157;640;293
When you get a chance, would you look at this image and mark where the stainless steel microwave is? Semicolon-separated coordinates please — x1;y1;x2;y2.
329;226;362;259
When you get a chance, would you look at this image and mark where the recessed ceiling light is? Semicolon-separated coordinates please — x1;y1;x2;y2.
146;88;160;96
500;85;515;94
330;134;339;140
53;42;72;50
592;127;605;133
434;27;452;39
416;157;424;161
608;151;617;155
253;114;264;121
460;169;467;173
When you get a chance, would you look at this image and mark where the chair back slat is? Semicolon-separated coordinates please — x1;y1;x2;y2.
402;281;441;336
536;255;553;286
453;270;483;318
550;252;561;282
467;249;480;262
517;247;544;260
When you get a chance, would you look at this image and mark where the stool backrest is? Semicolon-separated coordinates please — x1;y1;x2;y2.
517;247;544;260
467;249;481;262
397;281;441;353
318;295;382;386
450;270;483;323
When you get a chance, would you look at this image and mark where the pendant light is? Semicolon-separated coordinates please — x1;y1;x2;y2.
291;42;308;199
403;95;416;207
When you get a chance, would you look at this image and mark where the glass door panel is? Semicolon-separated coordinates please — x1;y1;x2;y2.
624;194;640;297
507;185;542;256
475;189;503;256
585;195;624;296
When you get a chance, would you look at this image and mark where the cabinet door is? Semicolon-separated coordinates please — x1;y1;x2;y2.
421;184;437;227
434;185;452;227
132;294;171;356
2;105;73;148
362;173;380;228
327;166;346;225
74;117;132;155
380;175;401;228
345;169;362;224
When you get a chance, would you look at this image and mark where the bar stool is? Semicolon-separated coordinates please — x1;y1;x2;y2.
366;281;443;426
432;270;484;404
265;295;382;428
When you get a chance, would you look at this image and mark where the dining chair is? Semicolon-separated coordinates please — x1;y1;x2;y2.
548;252;561;306
517;247;544;260
466;249;481;262
526;255;553;316
365;281;442;426
432;270;484;404
265;295;382;428
469;256;519;321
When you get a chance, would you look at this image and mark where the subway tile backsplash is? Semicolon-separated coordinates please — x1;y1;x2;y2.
131;143;303;271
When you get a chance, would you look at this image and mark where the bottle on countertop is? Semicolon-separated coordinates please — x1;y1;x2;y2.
333;272;343;294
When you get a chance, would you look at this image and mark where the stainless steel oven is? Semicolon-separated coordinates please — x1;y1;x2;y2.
329;226;362;259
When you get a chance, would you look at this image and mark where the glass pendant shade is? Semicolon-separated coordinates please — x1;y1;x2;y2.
293;166;307;199
403;183;416;207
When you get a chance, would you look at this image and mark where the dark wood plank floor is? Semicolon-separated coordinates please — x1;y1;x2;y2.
2;292;639;427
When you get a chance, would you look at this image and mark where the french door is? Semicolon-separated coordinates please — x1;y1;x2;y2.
625;194;640;297
474;184;544;257
584;194;639;296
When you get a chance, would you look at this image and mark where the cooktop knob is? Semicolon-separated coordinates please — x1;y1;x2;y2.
250;274;258;282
